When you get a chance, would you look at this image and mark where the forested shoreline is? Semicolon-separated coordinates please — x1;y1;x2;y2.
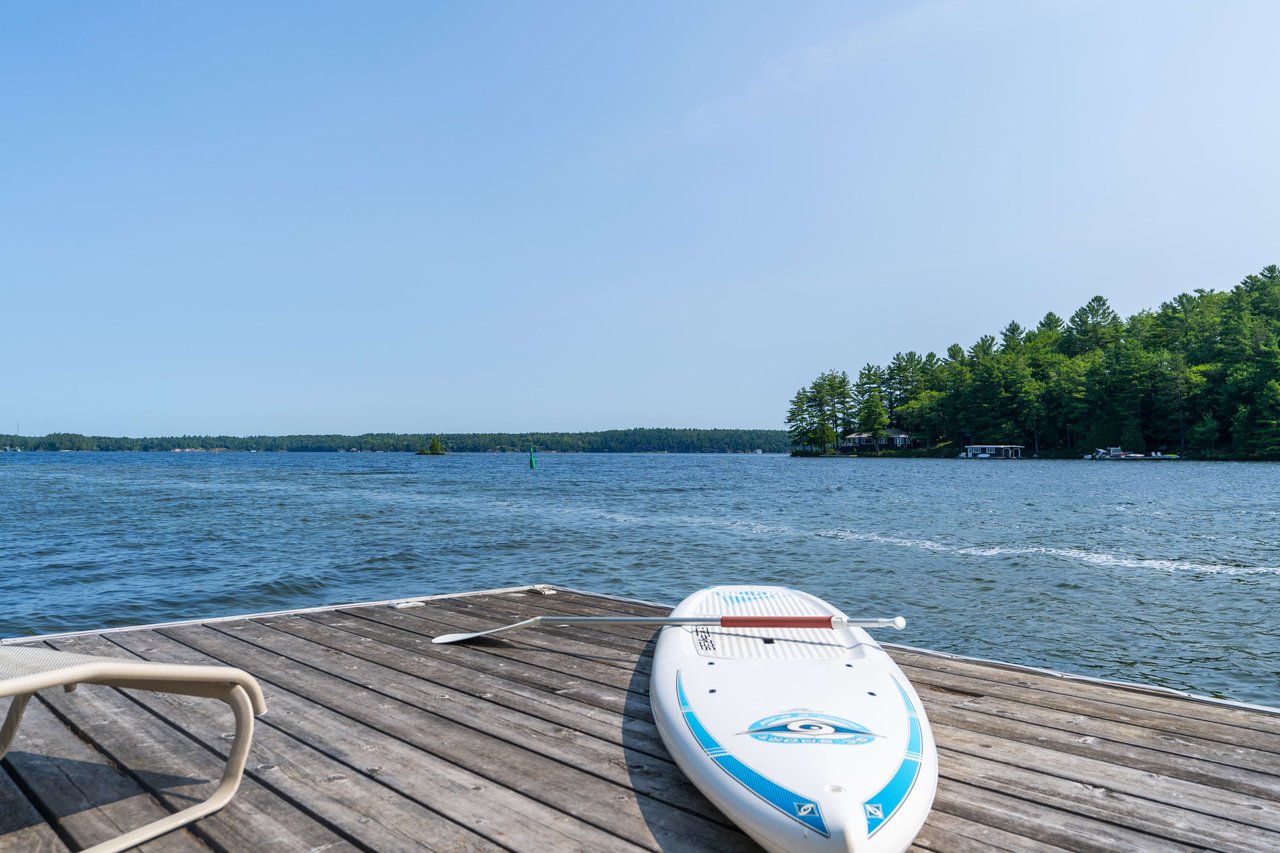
788;266;1280;459
0;428;788;454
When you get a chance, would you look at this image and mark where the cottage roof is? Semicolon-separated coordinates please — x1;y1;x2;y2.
843;429;911;439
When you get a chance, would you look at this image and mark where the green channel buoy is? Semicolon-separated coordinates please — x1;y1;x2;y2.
530;447;536;469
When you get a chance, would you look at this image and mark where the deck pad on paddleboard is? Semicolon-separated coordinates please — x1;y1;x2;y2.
651;586;937;853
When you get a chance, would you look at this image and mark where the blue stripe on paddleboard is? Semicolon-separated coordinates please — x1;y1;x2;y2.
862;676;923;837
676;671;829;838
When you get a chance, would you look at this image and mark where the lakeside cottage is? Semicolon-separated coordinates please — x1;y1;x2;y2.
960;444;1024;459
839;428;912;452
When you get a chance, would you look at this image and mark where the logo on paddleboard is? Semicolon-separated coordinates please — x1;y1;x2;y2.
744;712;877;745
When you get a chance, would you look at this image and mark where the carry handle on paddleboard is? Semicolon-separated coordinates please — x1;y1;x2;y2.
432;614;906;644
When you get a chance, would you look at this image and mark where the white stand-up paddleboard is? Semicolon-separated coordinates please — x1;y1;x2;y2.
651;586;938;853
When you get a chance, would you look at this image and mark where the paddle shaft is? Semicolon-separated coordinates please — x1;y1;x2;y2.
542;616;855;629
431;613;906;643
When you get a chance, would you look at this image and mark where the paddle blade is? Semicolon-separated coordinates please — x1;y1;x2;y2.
431;631;482;645
431;616;544;644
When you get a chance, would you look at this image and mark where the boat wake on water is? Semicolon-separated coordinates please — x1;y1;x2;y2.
814;529;1280;576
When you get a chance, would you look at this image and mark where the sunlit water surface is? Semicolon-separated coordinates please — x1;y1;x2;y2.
2;452;1277;705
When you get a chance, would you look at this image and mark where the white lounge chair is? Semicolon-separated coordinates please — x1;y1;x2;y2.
1;644;266;853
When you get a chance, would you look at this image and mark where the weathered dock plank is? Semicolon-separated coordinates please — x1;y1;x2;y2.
203;618;738;845
275;612;674;765
60;632;488;853
892;647;1280;744
922;694;1280;801
162;624;676;852
37;633;354;853
2;697;206;853
2;585;1277;852
0;746;72;853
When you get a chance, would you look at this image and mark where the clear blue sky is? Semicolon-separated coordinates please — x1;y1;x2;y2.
3;1;1278;436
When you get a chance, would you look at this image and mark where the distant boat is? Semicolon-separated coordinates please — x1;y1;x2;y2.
1087;447;1179;460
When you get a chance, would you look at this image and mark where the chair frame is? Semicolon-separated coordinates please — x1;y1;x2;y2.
1;648;266;853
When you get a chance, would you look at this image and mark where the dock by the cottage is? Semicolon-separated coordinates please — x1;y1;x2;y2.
2;586;1278;852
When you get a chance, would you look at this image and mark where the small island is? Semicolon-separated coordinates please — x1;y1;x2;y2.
416;436;447;456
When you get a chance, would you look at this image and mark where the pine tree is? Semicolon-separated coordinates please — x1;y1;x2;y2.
857;389;890;451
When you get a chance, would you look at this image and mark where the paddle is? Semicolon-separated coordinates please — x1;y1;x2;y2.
431;614;906;644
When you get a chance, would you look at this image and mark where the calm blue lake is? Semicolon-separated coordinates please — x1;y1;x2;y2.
2;452;1277;706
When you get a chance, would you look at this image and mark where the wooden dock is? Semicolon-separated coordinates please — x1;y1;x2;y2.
3;586;1278;852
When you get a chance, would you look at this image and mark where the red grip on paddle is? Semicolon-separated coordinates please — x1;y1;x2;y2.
719;616;835;628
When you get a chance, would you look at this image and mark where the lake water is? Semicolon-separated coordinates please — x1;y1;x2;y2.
2;452;1277;706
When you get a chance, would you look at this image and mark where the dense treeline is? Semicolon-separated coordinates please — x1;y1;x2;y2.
0;428;788;454
788;265;1280;458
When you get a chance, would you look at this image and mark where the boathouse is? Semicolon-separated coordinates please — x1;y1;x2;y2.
960;444;1024;459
